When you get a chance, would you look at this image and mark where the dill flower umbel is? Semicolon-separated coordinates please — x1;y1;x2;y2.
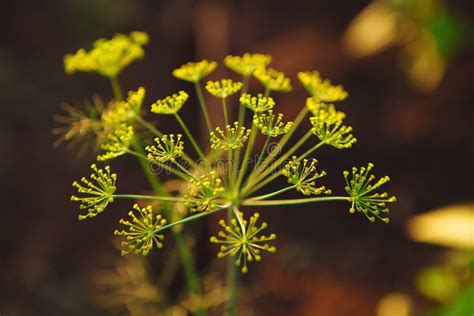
254;67;292;92
253;111;294;137
283;156;331;196
115;204;167;255
146;134;184;163
185;172;225;213
224;53;272;77
205;79;243;99
240;93;275;113
64;31;149;78
297;71;348;102
344;163;396;223
151;91;189;115
61;32;396;289
210;122;251;150
98;123;134;161
210;212;276;273
310;105;357;149
71;164;117;220
172;60;217;83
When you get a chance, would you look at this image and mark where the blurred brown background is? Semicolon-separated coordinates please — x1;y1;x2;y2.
0;0;473;315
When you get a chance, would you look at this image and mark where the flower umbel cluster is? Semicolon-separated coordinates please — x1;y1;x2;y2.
114;204;167;255
210;212;276;273
344;163;396;223
71;164;117;220
62;33;396;276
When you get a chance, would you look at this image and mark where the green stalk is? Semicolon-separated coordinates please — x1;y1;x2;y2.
175;113;205;159
255;135;271;170
297;141;325;161
222;97;229;127
113;194;195;203
235;122;257;191
110;76;123;101
194;81;212;134
227;206;240;316
159;204;230;232
234;76;250;182
245;185;296;201
242;196;349;206
237;76;250;128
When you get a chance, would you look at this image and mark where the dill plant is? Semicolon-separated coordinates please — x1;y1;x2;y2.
59;31;396;315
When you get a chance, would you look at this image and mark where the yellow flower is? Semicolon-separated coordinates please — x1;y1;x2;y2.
210;212;276;273
240;93;275;112
298;71;348;102
172;60;217;83
115;204;167;256
254;67;292;92
101;87;146;126
151;91;189;115
224;53;272;77
205;79;243;99
64;31;149;78
97;124;134;161
310;105;357;149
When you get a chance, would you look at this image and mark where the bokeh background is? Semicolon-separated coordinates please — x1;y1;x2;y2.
1;0;473;315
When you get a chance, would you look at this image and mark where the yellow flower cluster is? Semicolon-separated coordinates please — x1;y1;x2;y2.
64;31;149;78
298;71;348;102
172;60;217;83
151;91;189;115
205;79;243;99
254;67;292;92
224;53;272;77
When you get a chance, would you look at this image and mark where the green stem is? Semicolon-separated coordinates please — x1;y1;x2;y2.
237;76;249;127
298;141;325;161
222;97;229;127
113;194;195;203
235;122;257;191
242;196;349;206
110;76;123;101
159;204;231;232
234;76;250;183
228;207;239;316
245;185;296;201
135;115;163;137
194;82;212;134
255;135;271;170
175;113;205;159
